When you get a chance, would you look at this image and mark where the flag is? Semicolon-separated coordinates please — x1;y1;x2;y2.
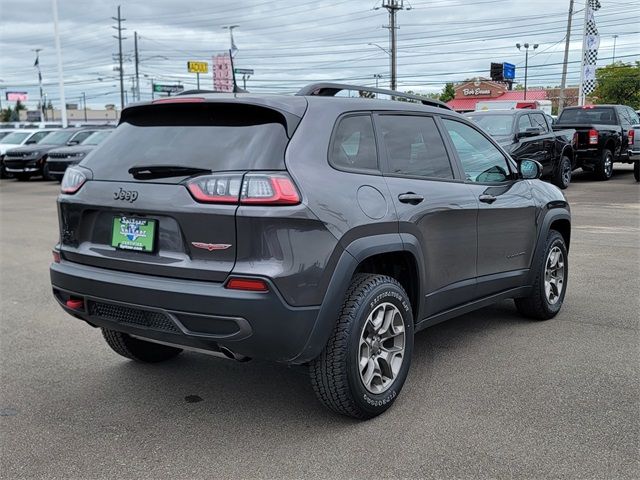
230;30;239;58
33;56;39;67
581;0;601;95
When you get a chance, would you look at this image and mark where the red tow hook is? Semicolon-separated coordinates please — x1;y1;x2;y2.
66;298;84;310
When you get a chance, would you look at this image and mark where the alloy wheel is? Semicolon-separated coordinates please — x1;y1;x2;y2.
544;246;565;305
358;302;406;394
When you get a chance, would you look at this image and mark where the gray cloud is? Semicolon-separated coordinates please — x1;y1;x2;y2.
0;0;638;109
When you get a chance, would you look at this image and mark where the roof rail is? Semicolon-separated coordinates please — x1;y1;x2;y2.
295;83;452;110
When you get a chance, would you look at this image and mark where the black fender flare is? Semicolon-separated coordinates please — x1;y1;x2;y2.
526;205;571;286
288;233;425;364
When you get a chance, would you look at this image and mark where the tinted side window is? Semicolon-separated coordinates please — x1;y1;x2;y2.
517;115;532;132
442;119;511;183
627;107;639;125
530;113;549;132
617;107;631;126
30;132;50;143
378;115;453;179
71;131;94;144
329;115;378;171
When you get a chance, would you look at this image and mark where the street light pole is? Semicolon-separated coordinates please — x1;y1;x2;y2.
612;35;618;64
516;42;538;101
52;0;67;128
373;73;383;88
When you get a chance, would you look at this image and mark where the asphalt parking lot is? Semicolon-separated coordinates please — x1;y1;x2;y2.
1;167;638;479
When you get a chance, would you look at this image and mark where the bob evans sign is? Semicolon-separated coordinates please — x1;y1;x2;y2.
462;87;492;96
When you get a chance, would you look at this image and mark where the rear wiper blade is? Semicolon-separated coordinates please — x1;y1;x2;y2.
128;165;211;180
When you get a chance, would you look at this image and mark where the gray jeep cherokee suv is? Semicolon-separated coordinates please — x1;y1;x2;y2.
50;83;571;419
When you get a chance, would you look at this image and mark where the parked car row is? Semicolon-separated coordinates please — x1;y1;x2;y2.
0;127;113;181
467;104;640;186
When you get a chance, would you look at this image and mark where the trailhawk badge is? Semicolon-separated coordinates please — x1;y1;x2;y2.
191;242;232;252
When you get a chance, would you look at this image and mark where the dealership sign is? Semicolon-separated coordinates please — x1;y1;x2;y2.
6;91;28;102
213;53;234;92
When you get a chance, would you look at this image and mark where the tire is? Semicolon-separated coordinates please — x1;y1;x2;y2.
14;173;31;181
42;163;54;181
552;155;572;189
310;274;414;419
515;230;568;320
594;149;613;181
102;328;182;363
634;162;639;182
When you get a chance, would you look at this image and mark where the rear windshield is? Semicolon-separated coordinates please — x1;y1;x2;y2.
82;103;290;181
557;107;617;125
467;114;514;136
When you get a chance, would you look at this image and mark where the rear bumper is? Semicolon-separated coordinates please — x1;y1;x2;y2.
50;260;321;364
630;148;640;161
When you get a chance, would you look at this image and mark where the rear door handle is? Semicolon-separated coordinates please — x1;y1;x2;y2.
398;193;424;205
479;194;497;204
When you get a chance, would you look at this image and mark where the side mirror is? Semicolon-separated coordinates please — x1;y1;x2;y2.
519;159;543;180
67;140;80;146
517;127;543;139
25;139;37;145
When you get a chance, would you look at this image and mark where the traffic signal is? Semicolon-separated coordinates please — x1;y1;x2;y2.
490;62;504;81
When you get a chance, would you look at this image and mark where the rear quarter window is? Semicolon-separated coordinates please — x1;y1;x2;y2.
329;115;378;172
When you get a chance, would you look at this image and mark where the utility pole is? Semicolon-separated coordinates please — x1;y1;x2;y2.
112;5;126;111
134;31;140;101
52;0;67;128
81;92;87;122
558;0;574;114
32;49;45;121
380;0;407;91
612;34;618;64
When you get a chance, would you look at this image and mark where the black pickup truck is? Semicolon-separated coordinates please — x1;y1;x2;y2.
554;105;639;181
467;109;575;188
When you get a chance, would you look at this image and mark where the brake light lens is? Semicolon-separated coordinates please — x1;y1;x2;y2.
187;174;243;203
225;277;269;292
61;166;87;194
52;249;61;263
629;129;635;146
589;129;599;145
241;174;300;205
186;173;300;205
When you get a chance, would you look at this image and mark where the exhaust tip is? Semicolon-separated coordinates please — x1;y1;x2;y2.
219;346;250;362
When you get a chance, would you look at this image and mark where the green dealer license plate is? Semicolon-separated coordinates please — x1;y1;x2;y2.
111;216;157;252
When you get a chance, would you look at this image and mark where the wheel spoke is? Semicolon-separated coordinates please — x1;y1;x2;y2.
358;301;407;394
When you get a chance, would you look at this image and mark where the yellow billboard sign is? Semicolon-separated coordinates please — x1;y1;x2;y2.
187;61;209;74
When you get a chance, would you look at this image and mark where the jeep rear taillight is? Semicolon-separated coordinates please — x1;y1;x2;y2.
240;173;300;205
589;129;599;145
629;129;635;146
60;166;87;194
186;173;300;206
186;173;243;203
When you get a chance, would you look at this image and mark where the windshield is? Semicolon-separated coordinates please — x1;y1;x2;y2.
81;130;112;145
467;114;514;136
40;130;76;145
557;107;617;125
0;132;30;144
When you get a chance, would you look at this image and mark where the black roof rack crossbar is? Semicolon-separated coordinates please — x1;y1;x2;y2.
295;83;452;110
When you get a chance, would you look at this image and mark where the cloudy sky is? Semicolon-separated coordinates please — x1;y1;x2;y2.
0;0;638;110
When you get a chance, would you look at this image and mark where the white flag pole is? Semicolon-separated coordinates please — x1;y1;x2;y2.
52;0;67;127
578;0;589;106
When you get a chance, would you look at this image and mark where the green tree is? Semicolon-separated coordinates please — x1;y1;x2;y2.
593;62;640;109
439;82;456;103
1;107;13;122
